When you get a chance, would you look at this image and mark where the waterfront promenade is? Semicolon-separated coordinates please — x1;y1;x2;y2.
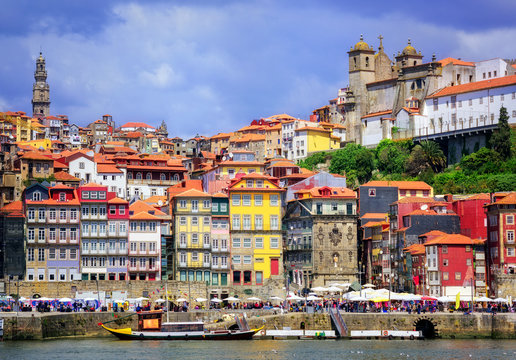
1;310;515;340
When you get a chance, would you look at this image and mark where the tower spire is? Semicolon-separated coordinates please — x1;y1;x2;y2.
32;52;50;118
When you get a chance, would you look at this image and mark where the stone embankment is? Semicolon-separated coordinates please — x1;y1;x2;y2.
1;311;515;340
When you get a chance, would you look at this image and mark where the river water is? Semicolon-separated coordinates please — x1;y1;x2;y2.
1;339;515;360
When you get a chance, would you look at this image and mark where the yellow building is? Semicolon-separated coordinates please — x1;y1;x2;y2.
16;138;52;150
173;188;213;283
265;123;282;159
292;126;340;161
228;173;284;286
209;132;233;155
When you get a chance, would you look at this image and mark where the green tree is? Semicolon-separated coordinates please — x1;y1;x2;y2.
298;151;327;171
460;147;502;175
329;143;374;183
404;144;429;176
375;139;410;175
490;106;511;159
420;140;446;172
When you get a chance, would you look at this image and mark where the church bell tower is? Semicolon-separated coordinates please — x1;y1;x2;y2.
32;52;50;118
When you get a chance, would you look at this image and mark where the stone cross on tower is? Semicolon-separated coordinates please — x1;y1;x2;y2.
378;35;384;51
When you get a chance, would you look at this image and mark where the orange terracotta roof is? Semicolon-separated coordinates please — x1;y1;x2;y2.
361;110;392;119
218;160;265;167
295;186;356;199
123;131;143;138
487;192;516;205
362;180;432;191
404;244;426;255
174;188;211;198
130;211;161;220
212;192;228;198
419;230;448;237
362;221;388;228
269;161;299;168
53;161;68;169
231;134;266;143
464;193;490;201
210;132;233;140
295;126;330;133
50;184;74;190
427;75;516;98
97;164;122;173
424;234;475;246
438;57;474;67
108;197;128;204
121;122;155;129
0;201;23;212
21;151;54;161
81;182;105;188
407;209;439;216
129;200;167;217
54;171;80;182
360;213;388;219
394;197;436;204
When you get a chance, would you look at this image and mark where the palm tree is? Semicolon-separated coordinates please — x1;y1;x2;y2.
420;141;446;172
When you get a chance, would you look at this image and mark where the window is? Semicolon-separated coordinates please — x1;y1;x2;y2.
270;215;279;230
508;247;515;257
192;233;198;244
254;195;263;206
60;249;66;260
70;249;77;260
270;237;279;249
507;231;515;243
443;259;449;266
99;206;106;216
211;202;219;212
246;180;253;188
232;215;240;230
479;97;483;104
38;228;45;241
270;195;279;206
442;245;448;254
465;245;471;252
331;203;338;211
243;215;251;230
38;248;45;262
90;191;98;199
233;238;241;248
27;248;35;262
130;221;137;232
255;215;263;230
79;162;85;169
191;200;198;212
49;228;56;241
140;221;147;232
507;215;514;225
70;208;77;220
455;272;461;280
149;222;156;232
232;255;241;264
220;203;227;212
179;216;187;226
60;228;67;242
233;271;241;284
243;238;252;248
466;258;472;266
192;252;198;262
256;180;264;188
82;206;89;217
255;237;263;249
242;195;251;206
49;208;56;220
203;233;210;247
191;217;198;226
203;216;210;226
28;228;35;241
255;271;263;285
109;206;116;215
443;272;449;281
179;200;187;208
203;200;210;208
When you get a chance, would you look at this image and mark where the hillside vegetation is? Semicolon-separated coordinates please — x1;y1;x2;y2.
298;107;516;194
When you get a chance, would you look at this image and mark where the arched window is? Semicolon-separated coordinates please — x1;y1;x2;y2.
127;172;133;180
413;61;417;66
146;173;152;180
173;174;180;181
136;172;142;180
160;173;166;181
353;57;357;67
365;57;369;67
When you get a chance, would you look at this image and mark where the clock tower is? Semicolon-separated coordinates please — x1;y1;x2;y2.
32;52;50;118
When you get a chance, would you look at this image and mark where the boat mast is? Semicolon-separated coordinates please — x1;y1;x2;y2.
166;281;169;323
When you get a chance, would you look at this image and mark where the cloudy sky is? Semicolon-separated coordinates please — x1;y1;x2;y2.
1;0;515;138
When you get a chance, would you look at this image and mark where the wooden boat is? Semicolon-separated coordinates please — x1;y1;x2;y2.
100;310;263;340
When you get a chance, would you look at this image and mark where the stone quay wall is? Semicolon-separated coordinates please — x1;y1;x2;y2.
1;311;514;340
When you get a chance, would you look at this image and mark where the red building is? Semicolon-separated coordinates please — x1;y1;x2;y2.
450;193;490;240
404;244;426;295
106;197;129;280
423;234;485;298
485;192;516;279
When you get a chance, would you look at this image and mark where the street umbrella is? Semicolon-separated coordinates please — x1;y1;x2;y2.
225;296;240;301
269;296;283;301
246;297;261;301
311;287;328;292
362;283;376;288
349;281;362;292
286;294;304;301
493;297;508;303
326;286;342;292
306;295;322;301
195;297;208;302
176;298;187;302
474;296;492;302
155;299;166;303
58;297;73;303
210;298;223;303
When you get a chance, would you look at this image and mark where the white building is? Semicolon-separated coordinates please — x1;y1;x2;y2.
475;58;514;81
282;119;318;160
120;122;156;133
68;151;95;183
95;164;127;199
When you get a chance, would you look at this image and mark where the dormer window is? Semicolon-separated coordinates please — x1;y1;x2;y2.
32;192;41;201
59;193;66;202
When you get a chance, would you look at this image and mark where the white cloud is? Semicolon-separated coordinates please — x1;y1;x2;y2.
139;63;182;88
